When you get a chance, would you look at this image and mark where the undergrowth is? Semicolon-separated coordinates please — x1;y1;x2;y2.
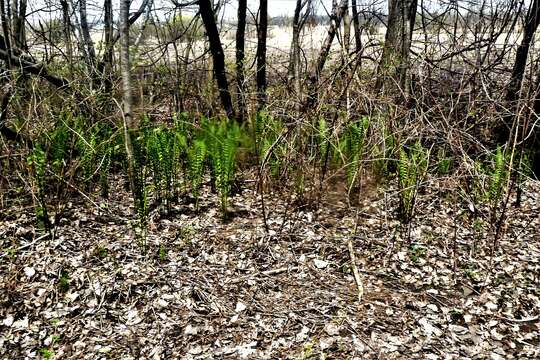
8;109;529;254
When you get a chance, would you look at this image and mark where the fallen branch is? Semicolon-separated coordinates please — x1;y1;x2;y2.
348;239;364;302
0;49;69;88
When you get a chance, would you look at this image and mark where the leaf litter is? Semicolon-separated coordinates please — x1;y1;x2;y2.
0;176;539;359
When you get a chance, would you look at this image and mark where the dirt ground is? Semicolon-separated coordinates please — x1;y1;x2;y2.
0;173;539;359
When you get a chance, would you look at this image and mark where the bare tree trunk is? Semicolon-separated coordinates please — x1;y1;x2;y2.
59;0;72;68
199;0;235;118
351;0;361;56
506;0;540;103
134;0;153;48
235;0;247;121
101;0;113;91
256;0;268;110
342;1;351;60
10;0;25;50
288;0;307;107
306;0;348;108
491;0;540;144
79;0;96;67
0;0;12;67
376;0;418;97
120;0;136;198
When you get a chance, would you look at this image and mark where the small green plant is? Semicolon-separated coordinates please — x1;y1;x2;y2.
51;334;61;345
409;244;426;262
397;141;429;224
298;342;314;360
39;348;54;360
158;245;168;261
462;265;478;281
472;146;510;222
436;147;452;174
487;146;507;207
58;272;70;292
94;245;108;258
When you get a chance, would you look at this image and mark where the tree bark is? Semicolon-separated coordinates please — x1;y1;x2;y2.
342;1;351;59
0;0;12;68
506;0;540;103
235;0;247;121
198;0;235;118
256;0;268;110
120;0;137;202
351;0;361;56
375;0;418;97
101;0;113;91
11;0;26;50
289;0;309;107
79;0;96;67
306;0;348;108
59;0;73;67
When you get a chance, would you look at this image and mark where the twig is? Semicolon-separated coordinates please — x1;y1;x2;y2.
348;239;364;302
0;233;49;258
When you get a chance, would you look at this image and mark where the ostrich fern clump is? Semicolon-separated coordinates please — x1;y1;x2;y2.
340;117;370;188
206;120;240;213
188;139;207;208
397;141;429;224
147;128;174;210
488;146;507;206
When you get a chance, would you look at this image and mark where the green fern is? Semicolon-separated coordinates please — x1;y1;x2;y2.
341;117;370;188
397;141;429;223
188;139;207;208
204;120;240;213
488;146;506;205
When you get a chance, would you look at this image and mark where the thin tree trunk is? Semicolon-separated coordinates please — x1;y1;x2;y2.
342;1;351;60
235;0;247;121
101;0;113;91
256;0;268;110
11;0;25;50
493;0;540;144
306;0;348;108
506;0;540;103
288;0;304;107
59;0;72;68
351;0;361;56
134;0;153;48
120;0;136;198
0;0;12;68
199;0;235;118
375;0;418;97
79;0;96;67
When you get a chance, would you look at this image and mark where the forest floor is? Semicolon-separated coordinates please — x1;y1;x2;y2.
0;173;539;359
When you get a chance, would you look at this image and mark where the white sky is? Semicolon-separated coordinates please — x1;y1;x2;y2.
28;0;375;23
